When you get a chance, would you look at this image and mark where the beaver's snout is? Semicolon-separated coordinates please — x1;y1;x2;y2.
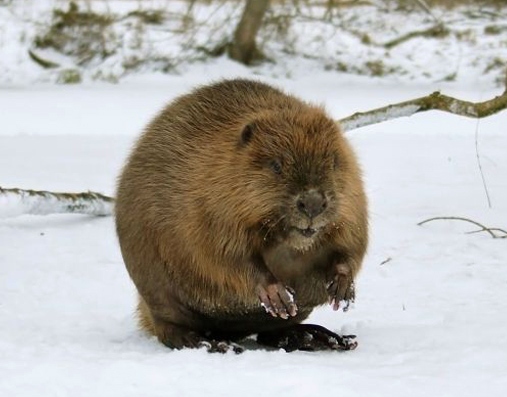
295;189;327;220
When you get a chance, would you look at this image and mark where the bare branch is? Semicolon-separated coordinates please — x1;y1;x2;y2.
382;24;448;49
418;216;507;239
4;71;507;219
411;0;443;25
466;228;507;237
0;187;114;218
28;49;60;69
474;119;492;208
339;88;507;132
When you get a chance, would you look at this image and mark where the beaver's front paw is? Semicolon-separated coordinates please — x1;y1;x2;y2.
327;263;355;311
256;282;297;319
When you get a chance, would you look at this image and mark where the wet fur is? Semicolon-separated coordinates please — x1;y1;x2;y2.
115;79;368;347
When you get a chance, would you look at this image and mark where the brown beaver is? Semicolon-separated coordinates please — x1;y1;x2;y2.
115;79;368;352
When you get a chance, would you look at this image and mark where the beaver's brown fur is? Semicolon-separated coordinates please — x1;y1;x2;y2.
115;79;368;351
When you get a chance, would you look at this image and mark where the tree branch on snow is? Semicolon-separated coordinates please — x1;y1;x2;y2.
381;24;448;49
0;187;114;219
379;257;392;266
28;49;60;69
418;216;507;239
339;86;507;132
411;0;441;25
3;80;507;218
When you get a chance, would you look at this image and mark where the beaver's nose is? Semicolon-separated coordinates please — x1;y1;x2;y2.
296;190;327;219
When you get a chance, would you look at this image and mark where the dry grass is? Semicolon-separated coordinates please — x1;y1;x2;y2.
34;1;116;64
424;0;505;6
23;0;506;83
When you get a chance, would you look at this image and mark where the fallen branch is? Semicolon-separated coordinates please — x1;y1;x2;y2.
339;86;507;131
418;216;507;239
2;79;507;218
0;187;114;218
382;24;449;49
28;49;60;69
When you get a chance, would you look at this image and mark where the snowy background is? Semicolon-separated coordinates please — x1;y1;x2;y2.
1;0;506;86
1;1;507;396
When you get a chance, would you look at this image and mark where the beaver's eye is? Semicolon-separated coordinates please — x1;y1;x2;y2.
270;159;282;175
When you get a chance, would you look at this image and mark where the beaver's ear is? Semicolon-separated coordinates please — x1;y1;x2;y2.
239;122;255;147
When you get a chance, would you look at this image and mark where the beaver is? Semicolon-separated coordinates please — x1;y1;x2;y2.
115;79;368;352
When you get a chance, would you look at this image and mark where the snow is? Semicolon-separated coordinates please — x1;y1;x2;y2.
0;0;506;86
1;71;506;397
1;2;507;396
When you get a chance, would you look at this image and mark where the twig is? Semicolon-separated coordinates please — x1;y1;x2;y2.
379;257;392;266
382;24;448;49
28;49;60;69
339;88;507;131
474;118;492;208
411;0;441;25
418;216;507;239
0;187;114;218
3;70;507;218
467;228;507;237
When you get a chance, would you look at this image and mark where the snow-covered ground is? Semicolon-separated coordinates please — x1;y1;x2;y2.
0;0;506;86
1;0;507;394
1;67;506;396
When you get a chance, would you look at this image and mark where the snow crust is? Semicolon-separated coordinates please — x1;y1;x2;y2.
1;73;506;396
1;2;507;395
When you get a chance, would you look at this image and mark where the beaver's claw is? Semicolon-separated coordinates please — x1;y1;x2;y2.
256;282;297;319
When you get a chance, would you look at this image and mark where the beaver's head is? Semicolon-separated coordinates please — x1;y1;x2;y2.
236;107;355;252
